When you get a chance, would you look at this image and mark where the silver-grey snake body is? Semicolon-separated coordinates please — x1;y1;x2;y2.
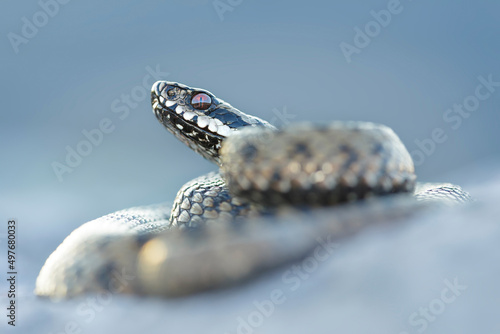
35;81;472;298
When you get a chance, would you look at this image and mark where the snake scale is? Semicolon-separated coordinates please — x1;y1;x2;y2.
35;81;472;298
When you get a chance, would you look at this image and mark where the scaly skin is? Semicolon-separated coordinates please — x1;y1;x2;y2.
34;81;472;298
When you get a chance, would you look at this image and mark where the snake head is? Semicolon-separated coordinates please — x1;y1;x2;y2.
151;81;274;165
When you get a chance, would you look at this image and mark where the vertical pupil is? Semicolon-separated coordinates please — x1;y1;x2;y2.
191;93;211;110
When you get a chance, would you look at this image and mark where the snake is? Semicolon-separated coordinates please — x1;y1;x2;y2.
35;81;472;298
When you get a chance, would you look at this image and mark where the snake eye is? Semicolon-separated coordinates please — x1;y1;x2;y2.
191;93;211;110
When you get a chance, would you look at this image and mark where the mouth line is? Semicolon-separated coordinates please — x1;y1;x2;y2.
153;97;226;141
152;92;233;138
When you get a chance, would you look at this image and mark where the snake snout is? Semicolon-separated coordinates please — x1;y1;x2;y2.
151;80;167;97
151;81;190;102
151;80;192;119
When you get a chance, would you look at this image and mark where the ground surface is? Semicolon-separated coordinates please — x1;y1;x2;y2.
1;162;499;334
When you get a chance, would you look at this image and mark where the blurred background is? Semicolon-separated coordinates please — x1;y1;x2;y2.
1;0;499;303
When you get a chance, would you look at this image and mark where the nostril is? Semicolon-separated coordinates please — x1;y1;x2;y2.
153;81;167;96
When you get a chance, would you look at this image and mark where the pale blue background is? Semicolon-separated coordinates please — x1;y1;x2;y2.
0;0;499;308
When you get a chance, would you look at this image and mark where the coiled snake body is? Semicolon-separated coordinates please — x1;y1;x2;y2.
35;81;472;298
